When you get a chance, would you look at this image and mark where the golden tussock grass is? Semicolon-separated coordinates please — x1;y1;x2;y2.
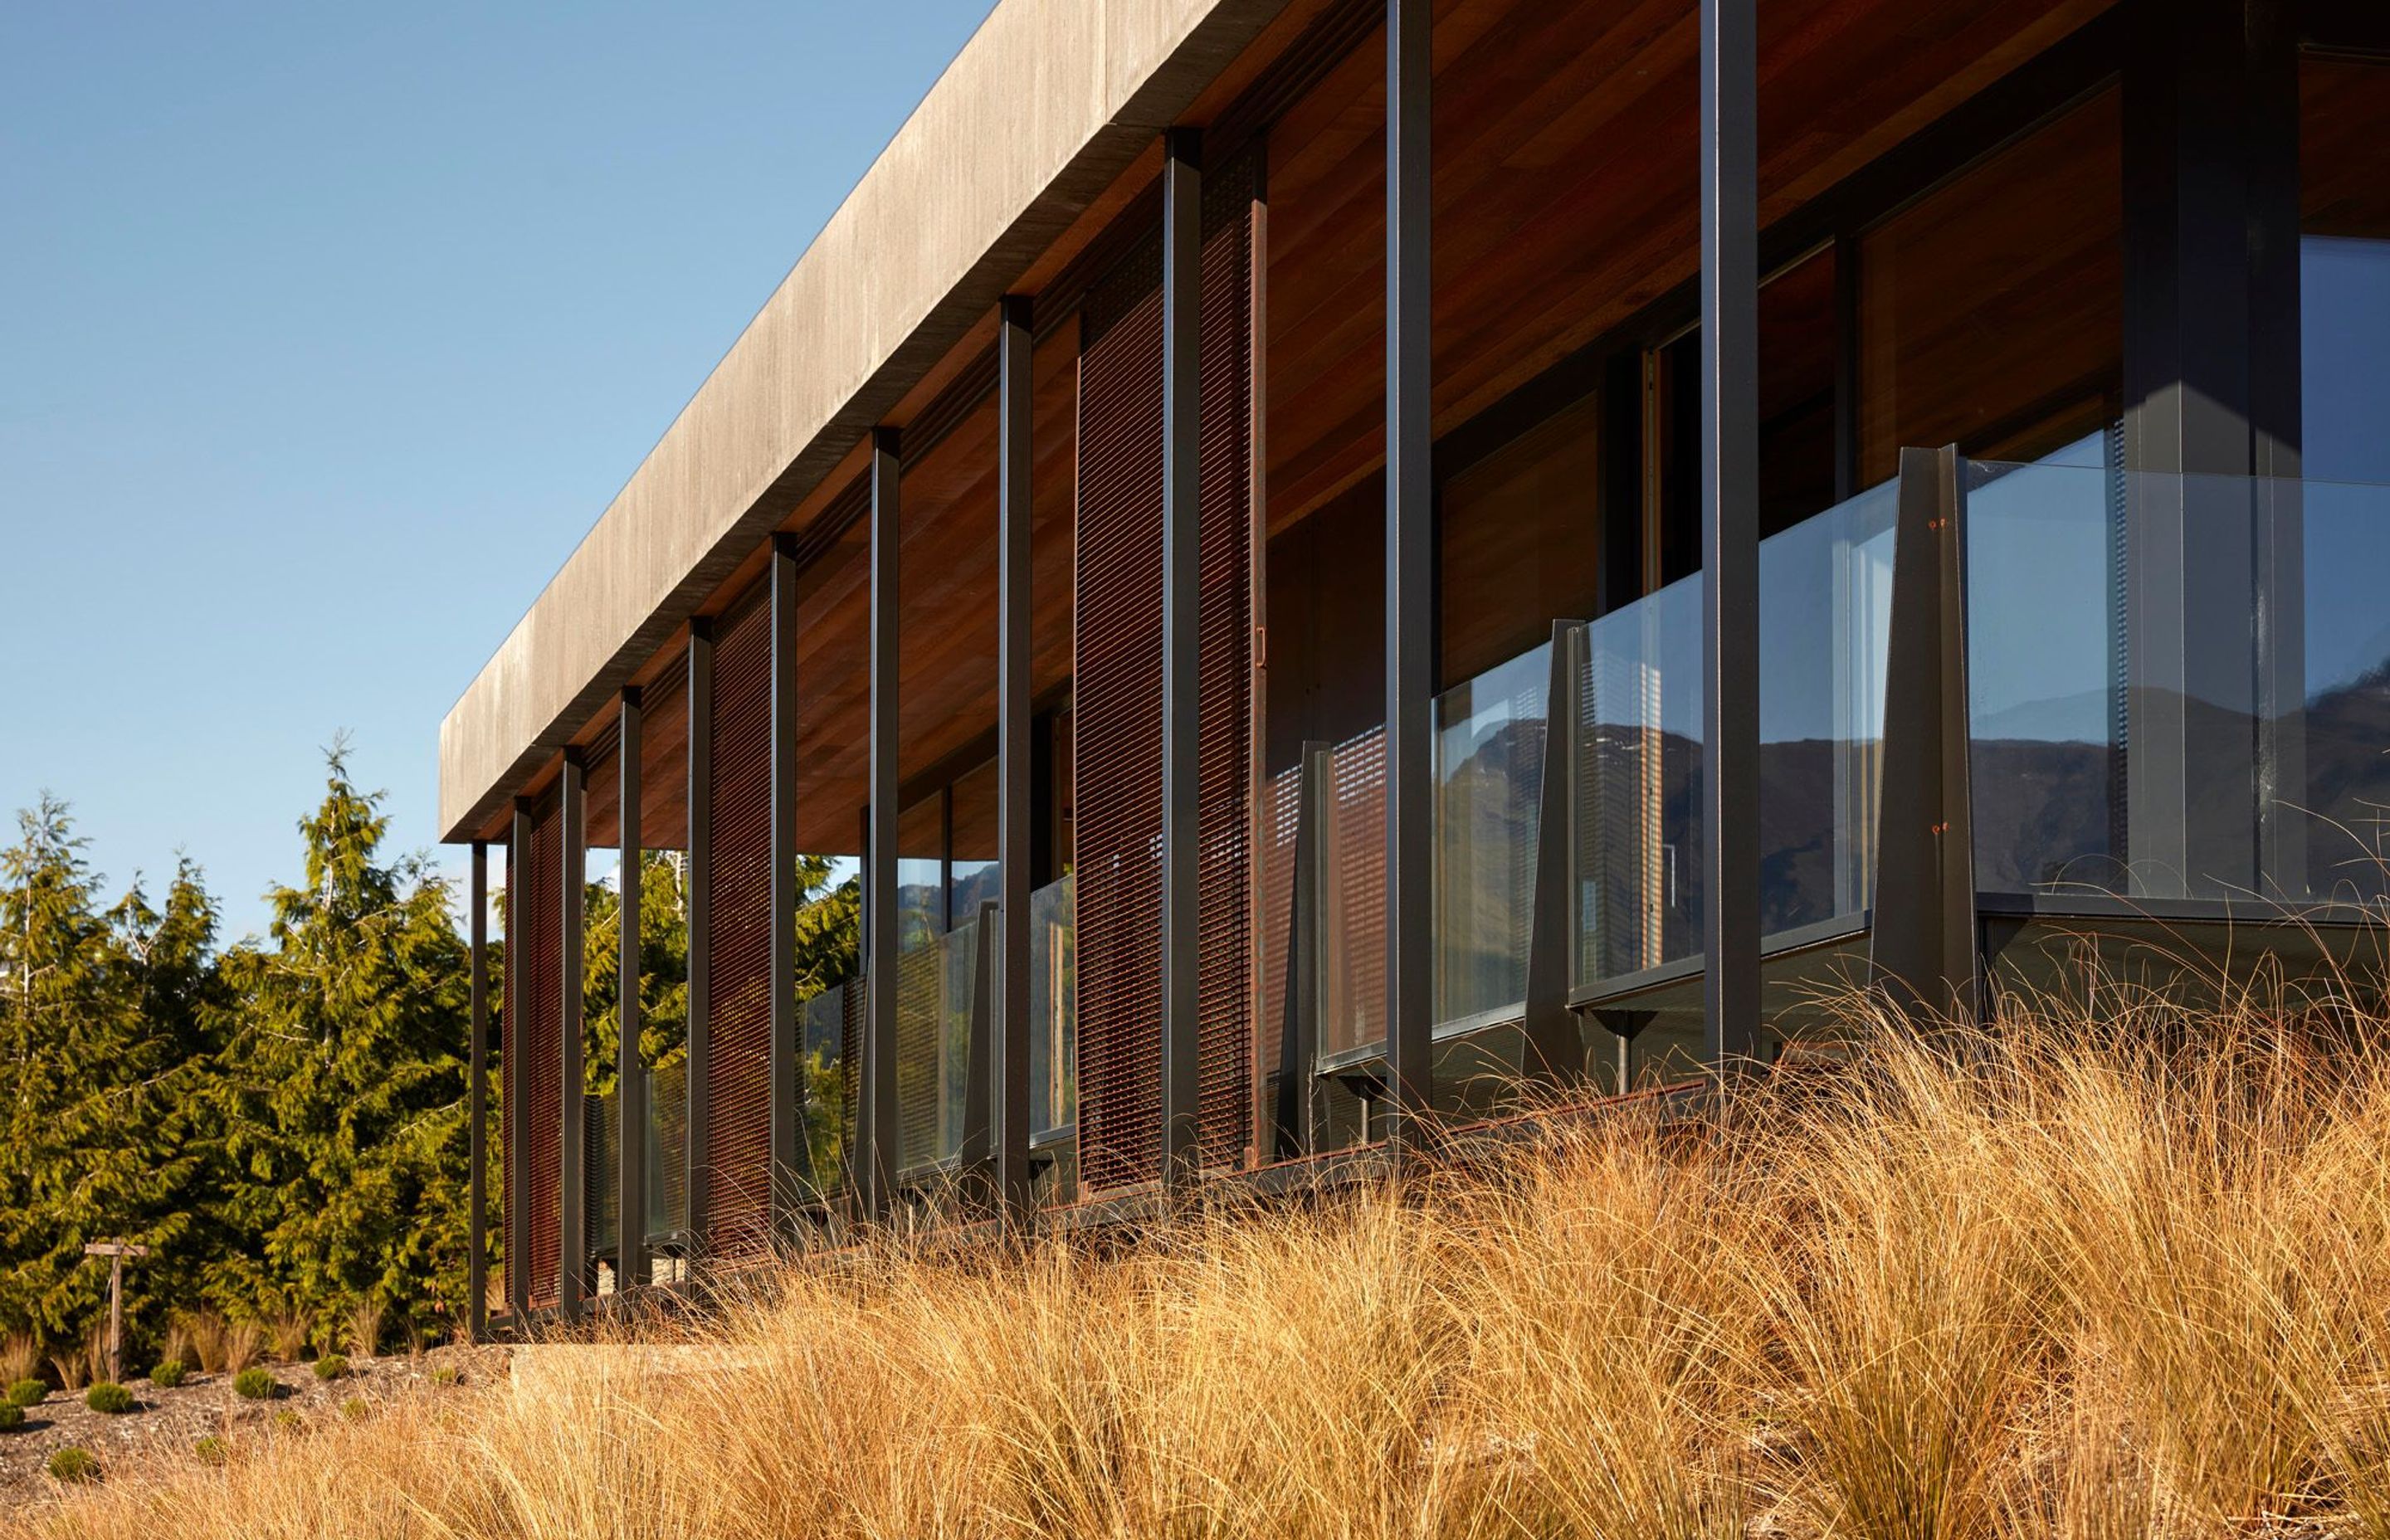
22;977;2390;1539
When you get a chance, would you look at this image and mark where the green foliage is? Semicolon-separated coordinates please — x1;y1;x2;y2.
205;748;471;1343
271;1408;301;1433
0;1403;21;1431
339;1395;368;1421
428;1364;460;1387
84;1381;135;1414
3;1378;43;1407
312;1352;347;1381
232;1367;275;1401
149;1360;186;1389
46;1447;97;1483
0;802;222;1346
193;1433;227;1465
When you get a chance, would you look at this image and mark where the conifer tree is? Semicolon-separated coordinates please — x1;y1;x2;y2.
209;749;470;1341
0;802;210;1347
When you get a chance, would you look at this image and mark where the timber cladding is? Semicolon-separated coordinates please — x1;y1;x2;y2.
1073;149;1261;1196
703;585;775;1259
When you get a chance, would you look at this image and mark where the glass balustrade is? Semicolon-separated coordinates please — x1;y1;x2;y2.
1027;875;1076;1138
1967;457;2390;906
799;982;852;1196
1566;480;1895;998
1432;642;1550;1027
588;1088;618;1260
1569;571;1705;991
895;914;978;1173
1755;480;1898;934
644;1055;687;1244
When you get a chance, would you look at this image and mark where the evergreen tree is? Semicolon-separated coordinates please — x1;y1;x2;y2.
0;802;211;1349
209;749;470;1341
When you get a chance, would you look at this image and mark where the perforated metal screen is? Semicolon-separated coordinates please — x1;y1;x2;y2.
508;797;564;1310
1073;155;1259;1194
704;588;774;1258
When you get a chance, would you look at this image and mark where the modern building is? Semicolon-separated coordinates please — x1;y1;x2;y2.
441;0;2390;1329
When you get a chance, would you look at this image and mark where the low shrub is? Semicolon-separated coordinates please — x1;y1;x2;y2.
46;1447;97;1484
4;1378;45;1408
149;1359;187;1389
271;1409;302;1433
232;1367;275;1401
428;1365;460;1387
0;1403;22;1432
339;1396;369;1422
193;1434;227;1466
85;1382;136;1415
311;1352;348;1381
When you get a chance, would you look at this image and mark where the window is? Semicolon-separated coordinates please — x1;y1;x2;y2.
1856;89;2122;484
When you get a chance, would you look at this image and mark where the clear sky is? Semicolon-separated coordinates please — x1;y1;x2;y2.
2;1;994;939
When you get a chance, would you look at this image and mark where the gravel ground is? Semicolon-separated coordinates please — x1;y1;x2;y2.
0;1343;510;1500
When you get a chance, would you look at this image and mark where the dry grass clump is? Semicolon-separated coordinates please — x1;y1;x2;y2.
19;985;2390;1539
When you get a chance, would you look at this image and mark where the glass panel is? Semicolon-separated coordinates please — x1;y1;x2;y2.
588;1087;618;1263
1964;453;2124;894
1857;88;2121;485
799;983;850;1196
1439;397;1600;688
1432;642;1549;1026
896;794;943;943
644;1055;686;1244
1571;573;1704;989
1028;875;1076;1137
1967;457;2390;904
948;758;1000;921
1319;726;1387;1059
895;916;978;1172
1757;480;1897;932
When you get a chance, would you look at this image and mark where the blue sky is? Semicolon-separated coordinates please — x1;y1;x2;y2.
2;1;993;939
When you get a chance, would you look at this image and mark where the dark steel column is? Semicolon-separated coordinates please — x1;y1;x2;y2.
995;293;1036;1219
506;805;531;1323
863;426;903;1220
468;839;489;1339
1383;0;1435;1146
1700;0;1761;1065
1160;126;1202;1192
558;753;588;1320
768;534;806;1226
616;690;646;1292
685;623;715;1251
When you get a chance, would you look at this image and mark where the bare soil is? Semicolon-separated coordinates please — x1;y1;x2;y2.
0;1343;510;1500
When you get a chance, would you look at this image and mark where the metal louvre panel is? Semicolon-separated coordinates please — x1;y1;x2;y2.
1074;232;1166;1196
519;797;564;1311
1073;154;1259;1195
705;589;774;1259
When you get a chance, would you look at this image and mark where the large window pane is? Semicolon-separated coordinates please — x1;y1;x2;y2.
1858;90;2121;485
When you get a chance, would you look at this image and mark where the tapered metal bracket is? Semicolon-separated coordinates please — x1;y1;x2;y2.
1521;621;1589;1085
1273;742;1329;1161
1870;445;1979;1021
